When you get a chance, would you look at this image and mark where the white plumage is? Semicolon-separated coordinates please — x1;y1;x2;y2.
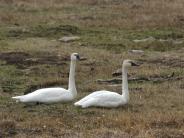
12;53;80;104
13;88;73;103
74;60;140;108
75;91;126;108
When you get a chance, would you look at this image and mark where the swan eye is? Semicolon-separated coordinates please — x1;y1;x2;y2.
74;54;80;60
76;55;80;60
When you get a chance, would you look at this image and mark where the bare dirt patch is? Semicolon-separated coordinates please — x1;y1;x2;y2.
142;57;184;68
0;51;67;69
97;72;184;85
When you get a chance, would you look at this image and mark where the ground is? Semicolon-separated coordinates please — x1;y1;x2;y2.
0;0;184;138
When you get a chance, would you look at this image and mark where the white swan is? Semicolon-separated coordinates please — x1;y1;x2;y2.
12;53;80;104
74;60;140;108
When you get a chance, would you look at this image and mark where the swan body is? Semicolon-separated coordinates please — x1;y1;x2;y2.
12;53;80;104
75;91;127;108
74;60;139;108
13;88;73;103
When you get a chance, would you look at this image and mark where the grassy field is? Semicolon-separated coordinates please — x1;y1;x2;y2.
0;0;184;137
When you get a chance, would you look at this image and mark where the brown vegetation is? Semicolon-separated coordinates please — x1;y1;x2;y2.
0;0;184;138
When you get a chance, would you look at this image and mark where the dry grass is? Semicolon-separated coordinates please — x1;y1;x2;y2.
0;0;184;28
0;0;184;138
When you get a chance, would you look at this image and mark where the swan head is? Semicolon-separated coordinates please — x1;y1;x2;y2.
71;53;80;61
123;60;140;68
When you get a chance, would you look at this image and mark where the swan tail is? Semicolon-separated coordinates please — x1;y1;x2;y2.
74;101;82;107
74;99;93;108
12;96;22;102
76;102;90;108
80;98;96;108
74;102;87;108
74;96;90;107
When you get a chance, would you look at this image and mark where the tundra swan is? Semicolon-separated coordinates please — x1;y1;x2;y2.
74;60;139;108
12;53;80;104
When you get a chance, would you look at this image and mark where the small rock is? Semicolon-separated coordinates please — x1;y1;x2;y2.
133;37;155;43
172;40;183;45
128;50;144;55
58;36;80;42
108;84;121;87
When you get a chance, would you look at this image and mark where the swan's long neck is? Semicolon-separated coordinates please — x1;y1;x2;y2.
122;65;129;102
68;60;77;98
